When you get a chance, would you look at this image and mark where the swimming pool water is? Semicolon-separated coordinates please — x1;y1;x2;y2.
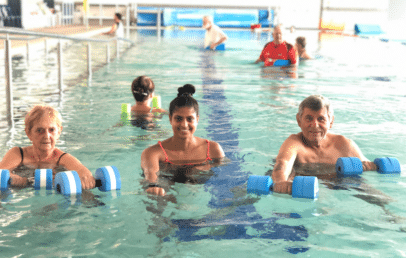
1;29;406;257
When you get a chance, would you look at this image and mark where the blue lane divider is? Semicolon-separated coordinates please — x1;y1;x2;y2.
163;50;310;254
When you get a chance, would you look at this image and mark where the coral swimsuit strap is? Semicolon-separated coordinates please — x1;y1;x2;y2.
158;140;212;166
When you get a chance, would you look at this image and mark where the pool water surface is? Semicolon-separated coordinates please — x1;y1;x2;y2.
0;29;406;257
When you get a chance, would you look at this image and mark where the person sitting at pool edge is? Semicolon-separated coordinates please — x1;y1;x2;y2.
0;105;95;189
271;95;377;194
295;36;311;60
103;13;124;38
202;15;228;50
255;25;297;66
131;76;166;114
141;84;225;196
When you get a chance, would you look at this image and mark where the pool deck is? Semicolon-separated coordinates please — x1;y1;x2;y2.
0;25;111;57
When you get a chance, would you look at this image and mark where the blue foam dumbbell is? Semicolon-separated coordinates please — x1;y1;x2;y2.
335;157;363;176
336;157;401;176
273;60;291;66
205;43;225;51
34;169;53;190
247;175;319;199
54;170;82;195
0;169;10;191
373;157;401;174
1;169;53;191
54;166;121;195
95;166;121;192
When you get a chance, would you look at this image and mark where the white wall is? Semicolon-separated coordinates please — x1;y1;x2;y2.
277;0;321;29
61;0;393;31
69;0;282;8
21;0;54;29
387;0;406;36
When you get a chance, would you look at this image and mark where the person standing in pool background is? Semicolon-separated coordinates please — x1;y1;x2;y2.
295;36;312;60
271;95;377;194
202;15;228;50
141;84;225;196
0;105;95;189
255;25;298;67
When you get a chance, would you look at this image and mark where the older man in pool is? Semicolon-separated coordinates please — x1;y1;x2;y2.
272;95;377;194
255;25;297;66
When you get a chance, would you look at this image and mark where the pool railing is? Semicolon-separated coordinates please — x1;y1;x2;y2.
0;27;134;127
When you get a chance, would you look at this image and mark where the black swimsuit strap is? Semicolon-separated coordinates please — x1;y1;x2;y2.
57;153;67;166
19;147;24;165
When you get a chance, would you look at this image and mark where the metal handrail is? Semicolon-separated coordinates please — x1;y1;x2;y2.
2;27;134;127
0;27;119;43
0;36;39;41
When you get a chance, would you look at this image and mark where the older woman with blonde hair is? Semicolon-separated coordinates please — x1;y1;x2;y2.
0;105;95;189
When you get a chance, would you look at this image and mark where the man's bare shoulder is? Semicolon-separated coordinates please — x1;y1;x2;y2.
285;133;305;145
328;133;353;148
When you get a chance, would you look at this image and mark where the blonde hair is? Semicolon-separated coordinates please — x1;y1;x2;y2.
25;105;62;133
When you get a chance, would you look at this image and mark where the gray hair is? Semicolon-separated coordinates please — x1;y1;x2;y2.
202;15;213;23
298;95;334;119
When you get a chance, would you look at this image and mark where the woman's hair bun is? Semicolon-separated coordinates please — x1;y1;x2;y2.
177;84;195;97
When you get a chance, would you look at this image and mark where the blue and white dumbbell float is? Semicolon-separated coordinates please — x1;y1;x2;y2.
335;157;401;176
1;166;121;195
55;166;121;195
247;175;319;199
1;169;53;191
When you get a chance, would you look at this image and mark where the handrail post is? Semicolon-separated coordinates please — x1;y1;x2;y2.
87;42;92;77
106;42;110;63
58;40;63;92
99;4;102;26
5;34;14;127
45;39;48;56
26;41;30;63
116;39;120;59
126;4;130;38
157;8;161;34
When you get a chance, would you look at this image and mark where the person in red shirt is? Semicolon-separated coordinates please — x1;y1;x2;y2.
255;25;298;67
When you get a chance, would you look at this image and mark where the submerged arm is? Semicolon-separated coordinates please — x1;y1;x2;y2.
104;24;117;35
0;147;29;187
272;136;299;194
346;139;377;171
141;147;165;196
59;154;95;189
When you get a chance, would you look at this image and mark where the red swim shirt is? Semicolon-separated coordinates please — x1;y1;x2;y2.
259;41;297;65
